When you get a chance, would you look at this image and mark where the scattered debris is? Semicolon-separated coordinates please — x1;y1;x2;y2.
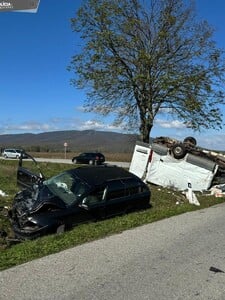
185;182;200;206
209;266;225;273
0;189;8;197
0;206;10;217
210;184;225;197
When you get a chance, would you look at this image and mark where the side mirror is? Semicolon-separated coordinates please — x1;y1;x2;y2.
78;197;89;210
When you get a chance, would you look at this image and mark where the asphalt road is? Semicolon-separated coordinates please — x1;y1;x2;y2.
34;157;130;168
0;156;130;169
1;203;225;299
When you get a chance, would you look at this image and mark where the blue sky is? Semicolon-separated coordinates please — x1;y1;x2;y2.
0;0;225;150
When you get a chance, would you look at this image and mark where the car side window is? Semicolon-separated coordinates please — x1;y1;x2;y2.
83;187;105;205
105;180;125;201
123;178;148;195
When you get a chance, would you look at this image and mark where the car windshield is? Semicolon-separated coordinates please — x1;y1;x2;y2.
43;171;89;206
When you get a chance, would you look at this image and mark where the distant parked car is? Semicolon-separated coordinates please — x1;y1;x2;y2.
72;152;105;165
2;149;28;159
8;153;151;240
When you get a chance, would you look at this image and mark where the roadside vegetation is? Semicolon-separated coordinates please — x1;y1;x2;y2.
0;158;224;271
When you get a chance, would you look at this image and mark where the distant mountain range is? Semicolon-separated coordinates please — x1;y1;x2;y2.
0;130;142;153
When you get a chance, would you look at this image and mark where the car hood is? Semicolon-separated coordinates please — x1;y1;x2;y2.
13;183;66;217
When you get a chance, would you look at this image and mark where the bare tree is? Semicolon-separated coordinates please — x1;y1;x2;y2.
68;0;225;143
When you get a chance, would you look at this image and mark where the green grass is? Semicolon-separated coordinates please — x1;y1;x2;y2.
0;159;224;271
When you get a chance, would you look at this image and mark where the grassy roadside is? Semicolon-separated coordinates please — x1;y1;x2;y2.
0;159;224;271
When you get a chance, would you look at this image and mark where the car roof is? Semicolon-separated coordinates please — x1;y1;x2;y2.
80;152;104;155
4;148;20;152
4;148;21;150
69;165;138;186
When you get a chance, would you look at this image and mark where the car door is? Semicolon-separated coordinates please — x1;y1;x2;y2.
9;150;16;158
79;186;106;220
78;153;88;164
57;204;95;228
123;178;149;210
104;180;128;217
17;153;45;189
84;153;92;164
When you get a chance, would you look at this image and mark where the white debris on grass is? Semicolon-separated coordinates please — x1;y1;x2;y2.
185;181;200;206
185;189;200;206
0;189;8;197
210;184;225;197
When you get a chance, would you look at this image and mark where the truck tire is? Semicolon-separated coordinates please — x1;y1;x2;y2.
151;143;168;156
171;143;187;159
183;136;197;146
186;153;216;172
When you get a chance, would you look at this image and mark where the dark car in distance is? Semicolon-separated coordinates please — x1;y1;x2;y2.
8;153;150;240
72;152;105;165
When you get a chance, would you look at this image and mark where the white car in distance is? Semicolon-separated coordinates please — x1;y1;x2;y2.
2;149;27;159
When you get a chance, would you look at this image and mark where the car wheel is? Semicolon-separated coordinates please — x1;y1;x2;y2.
72;159;77;164
3;154;7;159
16;155;20;159
89;160;94;165
171;143;187;159
183;136;197;147
56;224;65;234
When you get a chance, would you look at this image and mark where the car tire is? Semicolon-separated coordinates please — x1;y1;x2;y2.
89;160;94;165
183;136;197;146
72;159;77;164
171;143;187;159
56;224;65;234
3;154;7;158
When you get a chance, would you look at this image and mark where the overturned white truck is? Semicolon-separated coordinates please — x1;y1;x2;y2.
129;137;225;191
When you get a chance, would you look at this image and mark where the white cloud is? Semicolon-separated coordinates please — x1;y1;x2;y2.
155;118;186;129
78;120;122;131
0;121;57;134
0;117;123;134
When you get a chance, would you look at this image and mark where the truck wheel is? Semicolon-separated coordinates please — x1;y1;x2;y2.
183;136;197;146
171;143;187;159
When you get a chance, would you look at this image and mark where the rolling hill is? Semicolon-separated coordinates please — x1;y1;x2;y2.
0;130;141;153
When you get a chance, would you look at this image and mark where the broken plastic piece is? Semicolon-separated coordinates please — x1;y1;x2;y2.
185;181;200;206
209;266;225;273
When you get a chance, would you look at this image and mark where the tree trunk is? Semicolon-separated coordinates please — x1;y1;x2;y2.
139;120;153;143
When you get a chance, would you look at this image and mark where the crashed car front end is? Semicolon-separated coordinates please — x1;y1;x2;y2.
8;183;67;240
8;152;91;240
